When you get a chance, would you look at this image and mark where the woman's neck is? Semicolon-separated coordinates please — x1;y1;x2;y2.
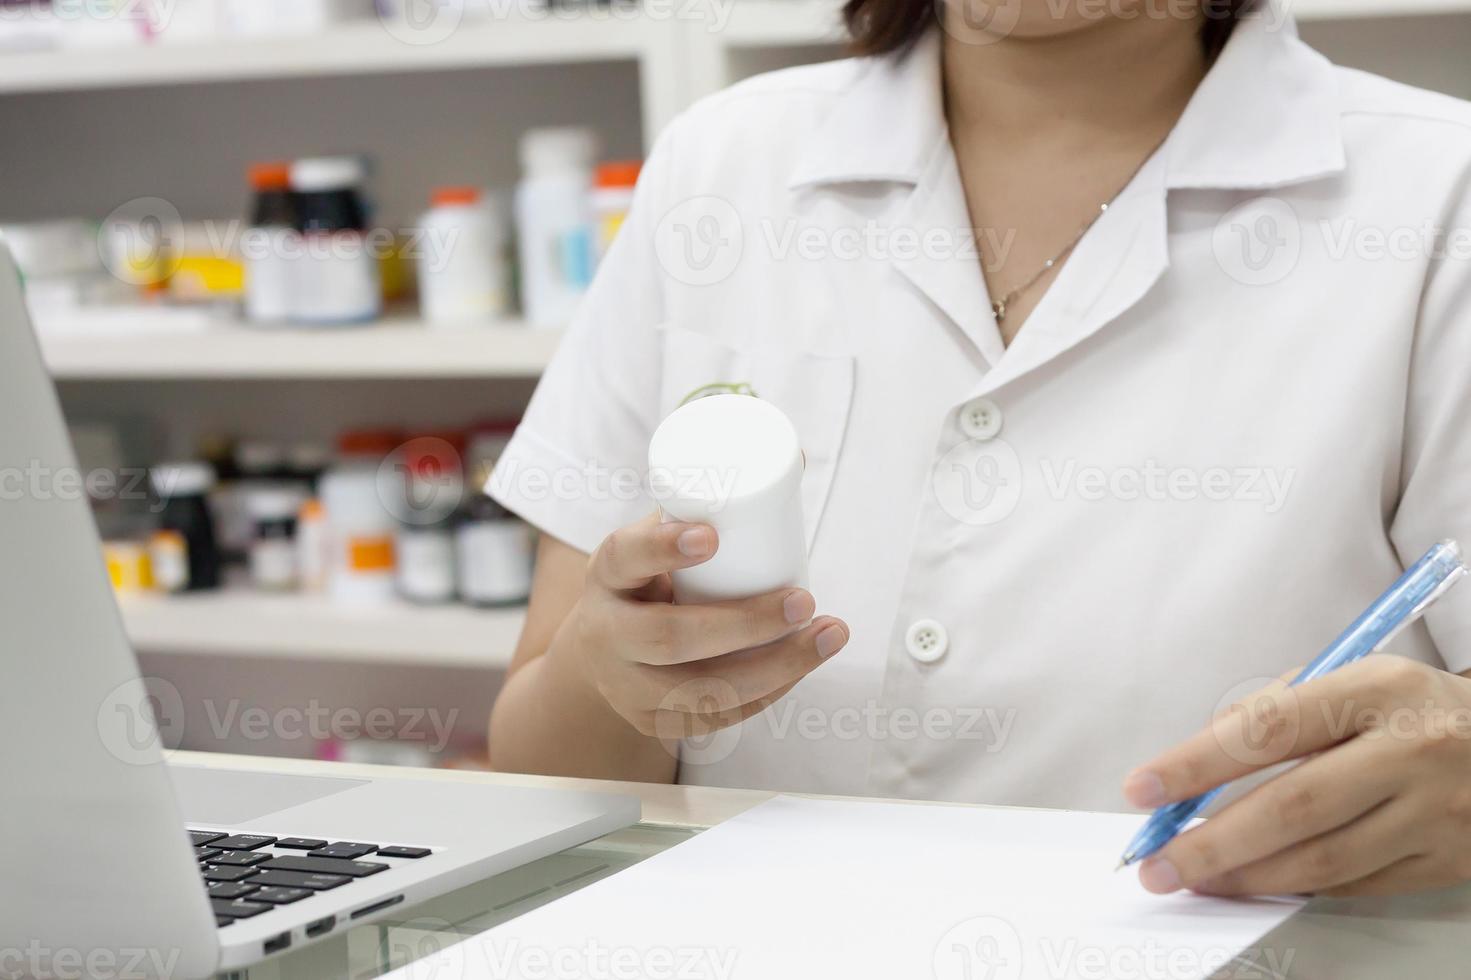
941;12;1209;144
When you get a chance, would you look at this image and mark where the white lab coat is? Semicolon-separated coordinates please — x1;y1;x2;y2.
490;3;1471;810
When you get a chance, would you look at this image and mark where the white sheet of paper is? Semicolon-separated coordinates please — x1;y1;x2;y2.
387;796;1304;980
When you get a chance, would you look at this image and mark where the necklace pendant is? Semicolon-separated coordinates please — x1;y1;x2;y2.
992;299;1006;323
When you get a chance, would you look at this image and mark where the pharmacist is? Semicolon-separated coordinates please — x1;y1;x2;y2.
487;0;1471;899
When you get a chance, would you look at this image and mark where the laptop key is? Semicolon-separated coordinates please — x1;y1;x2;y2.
377;846;431;859
206;882;260;899
275;837;329;850
212;849;272;867
211;898;271;919
211;834;277;851
252;886;312;905
202;866;260;883
190;831;227;847
262;856;388;878
251;869;350;891
308;842;377;859
194;847;223;861
216;916;235;928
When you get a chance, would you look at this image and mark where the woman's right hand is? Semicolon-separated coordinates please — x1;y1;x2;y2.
570;512;850;743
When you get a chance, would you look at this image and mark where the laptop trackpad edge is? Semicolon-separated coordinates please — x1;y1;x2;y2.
170;765;369;826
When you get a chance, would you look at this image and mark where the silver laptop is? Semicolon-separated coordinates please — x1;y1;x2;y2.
0;241;639;979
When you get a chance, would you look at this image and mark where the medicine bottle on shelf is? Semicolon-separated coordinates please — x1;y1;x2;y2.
245;485;304;592
288;155;382;325
417;186;509;325
515;128;598;329
242;161;297;325
318;429;402;604
591;160;641;259
392;435;465;605
296;498;329;594
456;422;533;606
149;462;223;593
320;467;396;604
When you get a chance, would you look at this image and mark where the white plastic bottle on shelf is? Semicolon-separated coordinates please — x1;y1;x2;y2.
296;498;330;593
288;155;382;326
319;465;397;604
514;127;598;329
417;186;509;325
591;160;641;260
244;485;306;592
393;439;463;604
455;422;533;606
647;394;808;604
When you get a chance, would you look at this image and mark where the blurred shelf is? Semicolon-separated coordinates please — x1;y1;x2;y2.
1293;0;1471;17
718;0;845;48
712;0;1471;50
39;312;564;380
0;14;655;95
119;590;524;668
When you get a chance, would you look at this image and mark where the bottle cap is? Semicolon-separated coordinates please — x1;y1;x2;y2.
594;161;642;189
150;462;217;498
431;186;482;207
337;429;402;461
403;437;465;480
248;162;292;192
291;156;368;193
519;127;598;177
647;394;802;523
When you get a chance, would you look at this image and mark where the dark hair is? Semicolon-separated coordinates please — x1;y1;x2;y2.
843;0;1256;60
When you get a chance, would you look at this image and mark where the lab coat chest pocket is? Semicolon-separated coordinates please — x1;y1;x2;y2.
656;324;855;553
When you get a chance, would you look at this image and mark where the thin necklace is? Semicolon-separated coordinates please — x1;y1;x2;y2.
988;134;1169;326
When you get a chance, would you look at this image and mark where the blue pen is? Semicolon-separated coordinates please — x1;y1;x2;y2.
1118;539;1468;870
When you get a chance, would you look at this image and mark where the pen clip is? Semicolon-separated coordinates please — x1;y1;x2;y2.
1372;563;1468;653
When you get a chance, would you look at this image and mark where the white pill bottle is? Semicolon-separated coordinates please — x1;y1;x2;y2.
647;393;807;604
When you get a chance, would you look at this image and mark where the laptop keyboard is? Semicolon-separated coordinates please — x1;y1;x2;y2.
188;830;432;928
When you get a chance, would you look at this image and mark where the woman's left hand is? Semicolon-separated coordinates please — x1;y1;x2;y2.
1122;655;1471;897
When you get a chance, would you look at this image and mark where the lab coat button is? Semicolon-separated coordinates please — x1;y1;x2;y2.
905;619;949;664
959;398;1003;441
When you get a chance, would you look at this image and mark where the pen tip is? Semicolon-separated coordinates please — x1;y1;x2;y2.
1115;859;1129;872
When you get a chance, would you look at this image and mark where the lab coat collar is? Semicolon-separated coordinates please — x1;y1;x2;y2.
787;0;1345;194
787;30;946;190
1163;6;1346;190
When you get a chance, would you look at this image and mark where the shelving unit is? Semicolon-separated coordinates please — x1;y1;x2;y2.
1293;0;1471;17
40;313;564;380
118;591;524;669
0;15;658;96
